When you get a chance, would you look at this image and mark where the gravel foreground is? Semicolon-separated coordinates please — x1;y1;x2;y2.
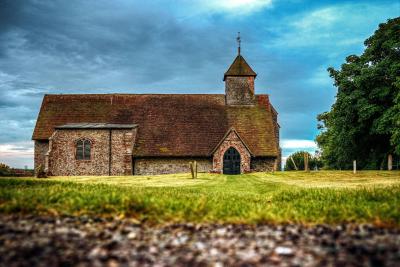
0;215;399;267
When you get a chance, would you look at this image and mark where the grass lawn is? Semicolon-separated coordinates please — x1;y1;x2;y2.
0;171;399;225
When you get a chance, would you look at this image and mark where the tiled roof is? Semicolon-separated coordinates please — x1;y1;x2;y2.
224;55;257;81
33;94;279;157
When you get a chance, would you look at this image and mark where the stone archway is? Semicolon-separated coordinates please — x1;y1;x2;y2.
211;128;252;174
223;147;241;174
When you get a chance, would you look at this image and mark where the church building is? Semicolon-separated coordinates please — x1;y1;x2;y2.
32;44;281;176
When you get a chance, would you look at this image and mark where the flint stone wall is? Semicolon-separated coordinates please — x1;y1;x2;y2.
34;140;49;170
225;76;255;105
34;128;278;175
271;108;281;170
250;157;277;172
133;157;212;175
47;128;136;176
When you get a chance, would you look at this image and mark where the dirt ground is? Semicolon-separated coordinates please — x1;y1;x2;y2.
1;215;399;267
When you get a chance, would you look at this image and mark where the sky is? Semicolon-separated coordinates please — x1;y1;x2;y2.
0;0;399;168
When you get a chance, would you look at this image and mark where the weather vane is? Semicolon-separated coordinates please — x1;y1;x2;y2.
237;32;241;55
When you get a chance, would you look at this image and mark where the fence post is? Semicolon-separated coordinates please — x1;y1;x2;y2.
194;160;197;179
304;153;309;172
388;154;393;171
273;159;278;172
353;160;357;174
189;162;195;179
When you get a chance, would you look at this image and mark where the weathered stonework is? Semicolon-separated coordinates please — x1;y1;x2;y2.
212;130;251;174
250;157;276;172
270;108;281;170
110;129;136;175
225;76;255;105
134;158;212;175
34;140;48;170
46;128;136;176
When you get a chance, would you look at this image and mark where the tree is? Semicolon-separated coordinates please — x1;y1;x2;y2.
284;151;323;171
0;163;12;176
316;17;400;169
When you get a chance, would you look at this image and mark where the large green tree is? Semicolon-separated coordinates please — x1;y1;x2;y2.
316;17;400;169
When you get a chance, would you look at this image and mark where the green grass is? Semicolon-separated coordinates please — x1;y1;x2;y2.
0;171;399;225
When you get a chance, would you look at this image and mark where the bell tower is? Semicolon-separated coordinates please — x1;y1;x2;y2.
224;33;257;105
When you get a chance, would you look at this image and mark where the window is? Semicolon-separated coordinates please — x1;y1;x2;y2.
76;139;91;160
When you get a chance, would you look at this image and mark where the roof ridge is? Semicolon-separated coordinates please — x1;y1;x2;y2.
43;94;270;98
45;93;227;96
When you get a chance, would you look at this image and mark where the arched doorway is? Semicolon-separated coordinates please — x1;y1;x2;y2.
223;147;241;174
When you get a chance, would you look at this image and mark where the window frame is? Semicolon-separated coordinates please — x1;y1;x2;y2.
75;139;92;160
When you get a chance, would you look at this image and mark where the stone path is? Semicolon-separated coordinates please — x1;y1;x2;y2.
0;215;399;267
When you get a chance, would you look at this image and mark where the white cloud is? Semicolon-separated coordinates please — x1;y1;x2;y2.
269;3;400;49
0;141;34;168
293;7;338;30
281;139;317;149
0;141;33;155
196;0;273;15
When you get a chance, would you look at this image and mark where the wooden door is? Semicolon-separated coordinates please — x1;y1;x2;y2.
223;147;241;174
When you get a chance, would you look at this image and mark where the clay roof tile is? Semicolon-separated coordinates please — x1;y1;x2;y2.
223;55;257;81
32;94;279;157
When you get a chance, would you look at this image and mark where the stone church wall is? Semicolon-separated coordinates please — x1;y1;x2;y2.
250;157;277;172
225;76;255;105
36;129;278;176
110;129;136;175
134;157;212;175
34;140;49;170
47;128;136;176
271;108;281;170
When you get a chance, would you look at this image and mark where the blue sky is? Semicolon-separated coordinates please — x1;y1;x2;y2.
0;0;399;168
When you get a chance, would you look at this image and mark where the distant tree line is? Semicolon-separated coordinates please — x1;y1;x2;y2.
0;163;34;177
316;17;400;170
0;163;11;176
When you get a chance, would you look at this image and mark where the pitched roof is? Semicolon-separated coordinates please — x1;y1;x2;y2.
223;54;257;81
33;94;279;157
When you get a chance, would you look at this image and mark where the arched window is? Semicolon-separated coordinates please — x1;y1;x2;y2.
76;139;91;160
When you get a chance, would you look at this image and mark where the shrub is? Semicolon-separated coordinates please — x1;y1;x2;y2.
0;163;12;176
285;151;323;171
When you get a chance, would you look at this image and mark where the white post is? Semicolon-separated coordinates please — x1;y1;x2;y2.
353;160;357;174
388;154;393;171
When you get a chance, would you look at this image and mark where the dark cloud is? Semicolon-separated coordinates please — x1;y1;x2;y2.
0;0;22;31
0;100;14;108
